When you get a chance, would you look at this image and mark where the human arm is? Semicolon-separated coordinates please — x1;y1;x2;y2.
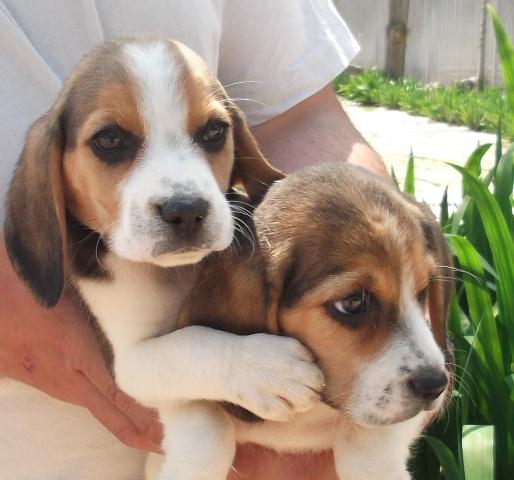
252;84;387;177
0;235;162;453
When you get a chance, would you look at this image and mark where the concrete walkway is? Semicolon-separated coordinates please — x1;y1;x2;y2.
342;100;499;209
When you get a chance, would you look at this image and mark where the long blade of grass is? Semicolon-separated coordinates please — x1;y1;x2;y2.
488;5;514;125
449;165;514;353
462;425;495;480
506;374;514;402
403;149;415;195
462;145;493;254
495;117;502;168
423;435;463;480
451;196;471;235
494;143;514;234
440;186;449;228
446;235;504;375
465;143;492;179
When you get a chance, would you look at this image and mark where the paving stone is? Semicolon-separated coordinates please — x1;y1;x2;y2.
342;100;498;210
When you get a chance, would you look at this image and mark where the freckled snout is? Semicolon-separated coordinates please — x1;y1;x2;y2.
408;367;448;405
157;196;210;239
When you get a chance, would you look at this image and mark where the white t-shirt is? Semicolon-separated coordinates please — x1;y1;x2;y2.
0;0;358;222
0;1;358;478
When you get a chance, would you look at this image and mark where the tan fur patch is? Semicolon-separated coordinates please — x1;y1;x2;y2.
280;303;389;408
176;45;235;194
63;149;126;232
94;82;144;139
62;81;143;232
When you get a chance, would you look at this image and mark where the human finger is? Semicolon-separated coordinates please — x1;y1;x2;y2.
79;343;164;447
75;373;161;453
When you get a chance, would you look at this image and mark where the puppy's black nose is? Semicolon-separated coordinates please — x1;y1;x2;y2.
158;197;209;236
408;368;448;402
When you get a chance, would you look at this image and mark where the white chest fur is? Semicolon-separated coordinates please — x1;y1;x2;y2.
76;254;196;356
235;403;339;451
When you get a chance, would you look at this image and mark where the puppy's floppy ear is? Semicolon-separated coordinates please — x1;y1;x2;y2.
228;104;284;203
4;112;67;308
417;204;454;351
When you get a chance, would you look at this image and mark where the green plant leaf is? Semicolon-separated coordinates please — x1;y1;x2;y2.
403;149;415;195
462;425;495;480
460;144;494;254
440;186;449;227
494;143;514;234
505;374;514;402
488;5;514;129
495;117;503;167
423;435;463;480
465;143;492;178
448;296;471;336
451;196;471;235
446;235;504;375
449;165;514;355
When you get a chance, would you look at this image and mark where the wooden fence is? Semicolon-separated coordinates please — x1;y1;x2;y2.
333;0;514;85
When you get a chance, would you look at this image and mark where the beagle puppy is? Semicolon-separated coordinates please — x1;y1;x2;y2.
169;162;453;480
4;37;325;480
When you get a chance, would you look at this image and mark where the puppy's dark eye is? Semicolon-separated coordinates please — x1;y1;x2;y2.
203;122;226;142
196;119;228;153
333;291;369;314
326;290;371;329
92;129;124;152
90;126;139;164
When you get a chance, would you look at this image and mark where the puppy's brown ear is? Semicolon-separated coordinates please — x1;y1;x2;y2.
260;241;292;335
418;204;454;351
4;113;67;308
229;104;284;203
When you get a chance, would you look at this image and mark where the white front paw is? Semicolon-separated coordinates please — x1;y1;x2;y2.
226;333;324;421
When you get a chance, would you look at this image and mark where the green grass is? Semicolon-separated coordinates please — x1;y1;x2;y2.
334;69;512;140
406;7;514;479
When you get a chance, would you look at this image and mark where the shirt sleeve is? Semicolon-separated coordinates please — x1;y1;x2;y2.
218;0;359;125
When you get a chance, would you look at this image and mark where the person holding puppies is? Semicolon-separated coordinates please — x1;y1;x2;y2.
0;1;385;478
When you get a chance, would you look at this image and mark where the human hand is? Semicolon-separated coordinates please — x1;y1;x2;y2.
230;444;338;480
0;234;162;452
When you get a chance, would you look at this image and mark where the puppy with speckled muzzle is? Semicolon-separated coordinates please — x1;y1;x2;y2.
174;162;454;480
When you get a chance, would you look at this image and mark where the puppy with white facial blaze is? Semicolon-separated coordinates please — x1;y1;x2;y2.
175;163;453;480
4;37;325;480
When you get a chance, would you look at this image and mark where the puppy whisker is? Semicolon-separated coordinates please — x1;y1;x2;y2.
222;80;262;90
229;97;267;107
233;218;256;257
95;220;118;270
208;79;262;100
438;265;484;283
